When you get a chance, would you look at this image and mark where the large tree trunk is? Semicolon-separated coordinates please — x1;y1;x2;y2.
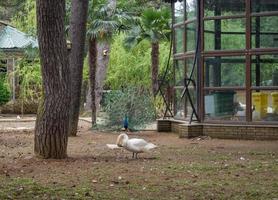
151;42;159;96
35;0;70;158
68;0;89;136
88;38;97;126
95;42;110;111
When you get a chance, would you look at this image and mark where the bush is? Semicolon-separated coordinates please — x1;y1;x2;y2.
0;75;10;106
103;87;156;130
0;99;38;114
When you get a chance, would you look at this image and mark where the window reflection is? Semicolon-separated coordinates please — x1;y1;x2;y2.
175;60;184;86
251;0;278;13
251;55;278;87
174;0;184;24
204;0;245;17
251;16;278;49
204;56;245;87
185;0;197;19
204;18;246;50
174;26;184;53
186;22;196;52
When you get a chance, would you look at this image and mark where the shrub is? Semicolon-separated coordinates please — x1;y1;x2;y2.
0;75;10;106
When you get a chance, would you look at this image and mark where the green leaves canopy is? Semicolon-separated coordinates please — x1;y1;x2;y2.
124;7;171;49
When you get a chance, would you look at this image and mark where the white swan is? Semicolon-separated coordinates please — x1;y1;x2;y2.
116;133;157;159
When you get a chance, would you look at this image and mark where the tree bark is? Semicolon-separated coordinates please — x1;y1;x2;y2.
95;42;110;111
68;0;89;136
151;42;159;96
89;38;97;126
34;0;70;159
94;0;116;111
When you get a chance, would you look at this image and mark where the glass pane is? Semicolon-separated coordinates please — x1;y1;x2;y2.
186;22;196;52
174;0;184;24
174;86;197;120
251;55;278;86
252;91;278;121
185;0;197;19
204;18;246;50
185;57;197;82
174;88;185;118
204;0;245;17
175;58;197;86
174;26;184;53
251;16;278;49
205;90;246;121
185;83;197;120
251;0;278;13
204;56;245;87
175;60;184;86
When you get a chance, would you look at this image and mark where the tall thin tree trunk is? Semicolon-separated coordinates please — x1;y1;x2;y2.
89;38;97;126
68;0;89;136
94;0;116;111
35;0;70;159
95;42;110;111
151;42;159;96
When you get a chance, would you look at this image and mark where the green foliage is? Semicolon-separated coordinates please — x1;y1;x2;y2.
103;87;155;130
123;7;171;49
16;49;42;101
87;1;132;42
11;0;36;36
106;34;151;89
0;0;25;21
106;34;171;90
83;55;89;81
0;74;10;106
117;0;168;15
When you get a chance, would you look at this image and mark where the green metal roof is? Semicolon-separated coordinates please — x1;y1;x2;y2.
0;23;37;50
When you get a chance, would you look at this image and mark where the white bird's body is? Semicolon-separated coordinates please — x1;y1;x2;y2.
116;133;157;158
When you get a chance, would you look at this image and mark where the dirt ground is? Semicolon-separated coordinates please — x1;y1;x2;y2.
0;121;277;200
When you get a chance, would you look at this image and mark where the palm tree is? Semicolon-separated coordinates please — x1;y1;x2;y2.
124;8;171;96
86;0;131;125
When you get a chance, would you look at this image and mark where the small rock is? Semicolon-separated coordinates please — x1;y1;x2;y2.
92;180;98;183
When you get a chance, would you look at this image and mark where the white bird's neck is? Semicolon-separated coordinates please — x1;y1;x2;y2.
121;134;129;146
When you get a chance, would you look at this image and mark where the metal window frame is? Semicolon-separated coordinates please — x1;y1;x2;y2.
172;0;278;124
